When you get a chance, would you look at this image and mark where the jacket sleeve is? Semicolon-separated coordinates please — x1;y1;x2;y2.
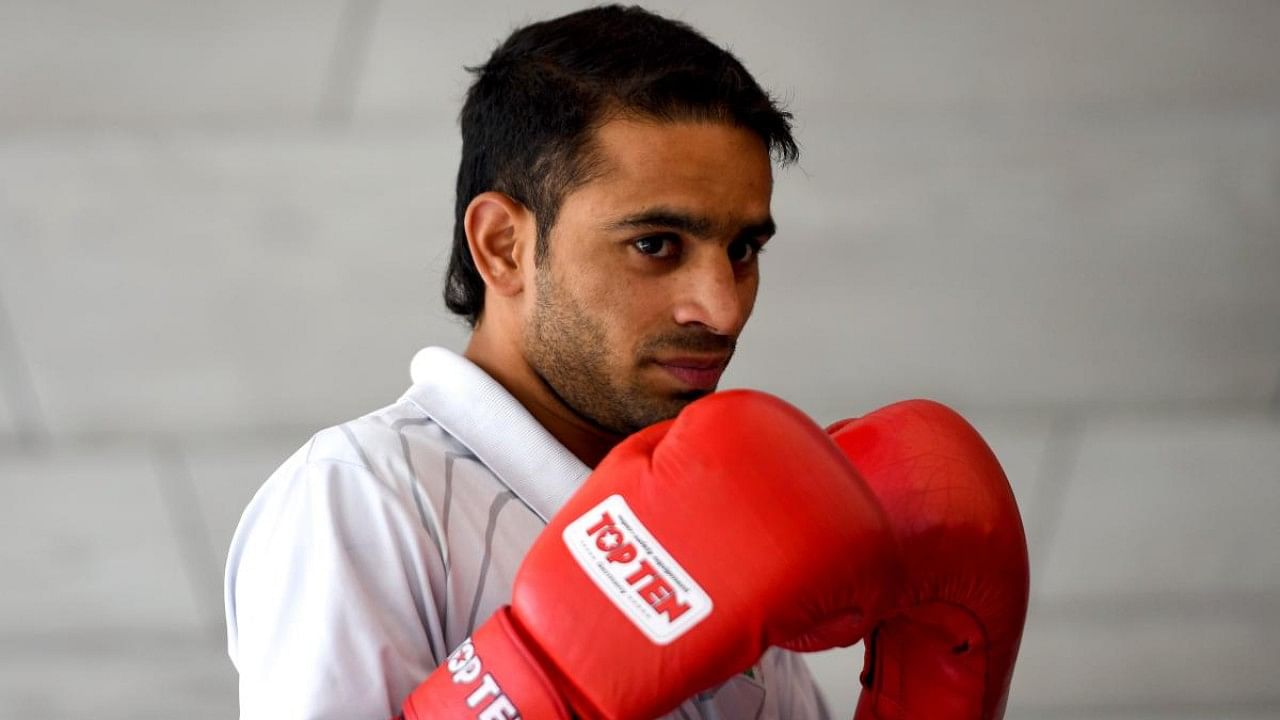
225;448;449;720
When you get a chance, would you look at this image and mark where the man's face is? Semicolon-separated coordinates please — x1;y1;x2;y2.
523;117;775;435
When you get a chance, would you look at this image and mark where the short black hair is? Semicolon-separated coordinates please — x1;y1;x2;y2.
444;4;799;327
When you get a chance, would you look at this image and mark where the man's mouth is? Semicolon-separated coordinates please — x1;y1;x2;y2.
653;355;729;390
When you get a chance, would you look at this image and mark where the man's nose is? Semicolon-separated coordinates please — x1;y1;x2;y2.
670;252;751;336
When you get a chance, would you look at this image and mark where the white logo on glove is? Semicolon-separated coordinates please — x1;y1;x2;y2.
563;494;713;645
446;638;518;719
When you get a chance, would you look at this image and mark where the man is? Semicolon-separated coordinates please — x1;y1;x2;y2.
225;6;841;718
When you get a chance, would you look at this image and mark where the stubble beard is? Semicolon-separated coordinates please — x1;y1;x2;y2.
525;264;699;436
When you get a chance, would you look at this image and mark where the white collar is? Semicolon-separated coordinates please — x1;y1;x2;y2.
401;346;590;522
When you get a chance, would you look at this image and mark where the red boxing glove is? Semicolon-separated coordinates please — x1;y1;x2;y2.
828;400;1030;720
399;390;900;720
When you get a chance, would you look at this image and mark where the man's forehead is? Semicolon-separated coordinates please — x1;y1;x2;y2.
566;118;776;234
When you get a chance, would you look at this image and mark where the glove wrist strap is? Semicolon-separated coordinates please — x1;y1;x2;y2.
400;607;571;720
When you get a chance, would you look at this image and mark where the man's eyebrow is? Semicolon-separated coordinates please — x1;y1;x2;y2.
605;208;776;239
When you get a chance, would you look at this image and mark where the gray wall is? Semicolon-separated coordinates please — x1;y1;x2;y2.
1;1;1278;718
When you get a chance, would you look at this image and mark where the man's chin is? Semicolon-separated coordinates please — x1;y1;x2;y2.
672;388;713;404
646;388;713;422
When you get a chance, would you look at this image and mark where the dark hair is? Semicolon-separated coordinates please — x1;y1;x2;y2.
443;4;799;326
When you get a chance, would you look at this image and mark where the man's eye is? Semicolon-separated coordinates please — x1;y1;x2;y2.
633;235;678;258
728;238;765;264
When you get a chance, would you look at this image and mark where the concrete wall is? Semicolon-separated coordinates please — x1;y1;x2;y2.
2;2;1278;717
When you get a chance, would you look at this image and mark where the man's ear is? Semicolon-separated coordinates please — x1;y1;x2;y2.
464;191;534;298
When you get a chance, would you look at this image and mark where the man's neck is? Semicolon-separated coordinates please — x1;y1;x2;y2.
464;322;620;469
